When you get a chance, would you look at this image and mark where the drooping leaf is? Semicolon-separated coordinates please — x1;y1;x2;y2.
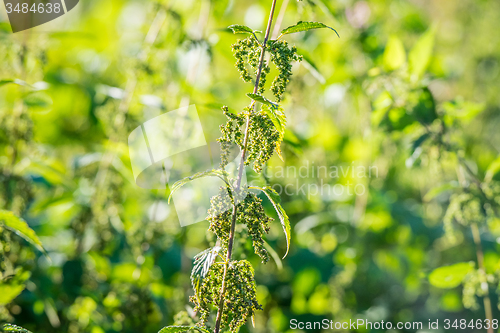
250;186;291;258
263;241;283;270
228;24;261;34
0;284;26;306
168;170;229;204
429;262;474;289
1;324;33;333
0;210;46;255
191;246;222;295
262;104;286;161
383;36;406;71
247;93;278;108
158;326;210;333
409;26;436;79
279;21;339;38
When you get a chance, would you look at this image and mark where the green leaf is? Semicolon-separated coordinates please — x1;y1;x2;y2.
168;170;229;204
0;79;30;88
383;36;406;71
410;88;437;125
409;26;436;79
228;24;261;34
279;21;339;38
191;246;222;295
262;104;286;161
158;326;210;333
246;93;278;108
250;186;291;258
23;91;53;108
429;262;474;289
485;156;500;182
371;91;393;127
264;241;283;270
1;324;32;333
424;182;459;202
0;210;46;255
0;284;26;306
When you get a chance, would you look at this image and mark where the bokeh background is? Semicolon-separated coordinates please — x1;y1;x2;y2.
1;0;500;332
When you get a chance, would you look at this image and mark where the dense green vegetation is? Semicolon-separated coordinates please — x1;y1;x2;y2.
1;0;500;332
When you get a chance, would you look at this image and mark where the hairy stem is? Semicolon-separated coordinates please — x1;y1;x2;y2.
471;223;494;333
213;0;278;331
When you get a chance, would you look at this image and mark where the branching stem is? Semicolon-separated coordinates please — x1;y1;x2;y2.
213;0;279;331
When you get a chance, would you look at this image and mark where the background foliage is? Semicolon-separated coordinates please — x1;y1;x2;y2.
1;0;500;332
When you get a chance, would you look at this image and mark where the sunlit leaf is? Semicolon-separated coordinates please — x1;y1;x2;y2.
485;155;500;182
429;262;474;289
228;24;261;34
279;21;339;38
383;36;406;71
246;93;278;108
0;210;46;255
0;284;26;306
23;91;53;108
409;26;436;79
158;326;210;333
191;246;222;296
250;186;291;258
168;170;229;204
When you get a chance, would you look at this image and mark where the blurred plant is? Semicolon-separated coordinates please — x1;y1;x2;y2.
158;2;337;333
367;29;500;332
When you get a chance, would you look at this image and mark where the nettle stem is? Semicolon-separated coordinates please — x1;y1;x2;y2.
213;0;278;331
471;223;494;333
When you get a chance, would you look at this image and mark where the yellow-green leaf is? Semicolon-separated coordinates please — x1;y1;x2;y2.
429;262;474;289
383;36;406;71
409;26;436;79
0;210;46;255
0;284;25;306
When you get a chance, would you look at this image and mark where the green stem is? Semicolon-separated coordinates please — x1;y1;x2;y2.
213;0;279;331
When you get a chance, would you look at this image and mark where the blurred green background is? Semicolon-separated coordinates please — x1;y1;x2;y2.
1;0;500;332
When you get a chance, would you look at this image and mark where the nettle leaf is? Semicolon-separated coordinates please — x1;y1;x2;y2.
485;155;500;182
247;93;278;108
262;104;286;161
409;26;436;79
0;210;46;255
383;36;406;71
158;326;210;333
168;170;229;204
410;88;437;125
0;284;26;306
429;262;474;289
279;21;339;38
191;246;222;295
251;186;291;258
1;324;33;333
228;24;261;34
424;182;459;202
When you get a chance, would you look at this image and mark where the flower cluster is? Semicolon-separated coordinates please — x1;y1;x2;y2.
207;187;272;263
190;260;262;333
268;40;302;102
218;106;279;173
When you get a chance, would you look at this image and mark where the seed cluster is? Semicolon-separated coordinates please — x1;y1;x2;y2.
207;187;272;263
218;106;279;173
190;260;262;333
268;40;302;102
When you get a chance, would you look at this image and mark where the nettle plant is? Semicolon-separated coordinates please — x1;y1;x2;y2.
368;29;500;332
159;2;337;333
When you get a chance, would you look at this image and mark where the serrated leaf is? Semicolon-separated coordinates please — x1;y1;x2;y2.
0;284;26;306
262;104;286;161
429;262;474;289
383;36;406;71
250;186;290;258
246;93;278;108
168;170;229;204
279;21;339;38
228;24;261;34
0;210;46;255
158;326;209;333
191;246;222;296
409;26;436;79
1;324;33;333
